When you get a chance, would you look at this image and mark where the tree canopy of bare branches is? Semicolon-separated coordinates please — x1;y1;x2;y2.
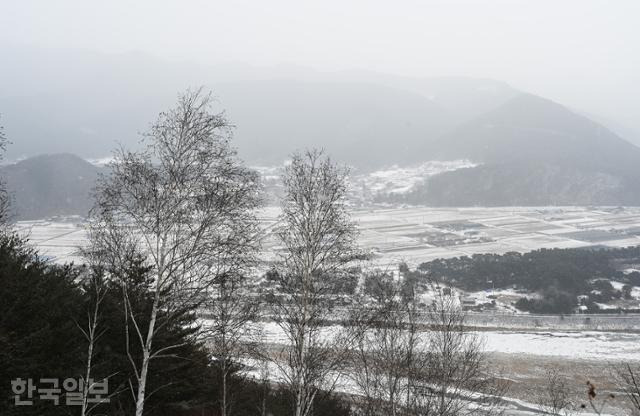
348;273;423;416
616;363;640;415
269;149;360;416
88;88;262;416
534;368;575;416
349;275;505;416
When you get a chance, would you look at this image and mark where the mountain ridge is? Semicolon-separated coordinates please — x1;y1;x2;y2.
2;47;640;213
400;94;640;206
0;46;535;165
1;153;101;220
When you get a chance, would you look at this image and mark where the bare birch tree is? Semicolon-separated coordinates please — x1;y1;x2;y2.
413;292;504;416
89;88;261;416
269;149;359;416
348;273;423;416
76;269;108;416
350;277;504;416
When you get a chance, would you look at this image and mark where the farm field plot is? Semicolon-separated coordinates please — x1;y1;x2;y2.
15;206;640;266
14;218;88;264
558;229;632;243
349;206;640;266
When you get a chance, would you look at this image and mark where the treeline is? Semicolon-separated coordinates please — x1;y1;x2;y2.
415;247;640;314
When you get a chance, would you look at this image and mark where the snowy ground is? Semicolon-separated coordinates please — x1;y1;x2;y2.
350;160;477;195
348;206;640;268
14;217;88;264
17;209;640;362
231;321;637;416
481;330;640;361
261;205;640;269
17;206;640;267
243;321;640;362
237;356;601;416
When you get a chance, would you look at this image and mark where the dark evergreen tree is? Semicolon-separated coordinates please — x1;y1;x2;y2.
84;255;213;416
0;234;84;416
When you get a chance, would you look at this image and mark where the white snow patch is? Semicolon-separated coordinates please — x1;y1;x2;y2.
355;160;478;195
86;156;115;167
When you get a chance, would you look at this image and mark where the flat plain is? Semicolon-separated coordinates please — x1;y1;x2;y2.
16;206;640;267
17;207;640;414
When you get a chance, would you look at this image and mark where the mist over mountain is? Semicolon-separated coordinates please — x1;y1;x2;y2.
217;80;453;166
2;46;640;213
431;93;640;170
404;162;640;206
403;94;640;206
0;46;520;166
0;153;101;220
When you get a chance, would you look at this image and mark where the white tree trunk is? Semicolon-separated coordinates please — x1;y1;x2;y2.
81;312;98;416
134;291;160;416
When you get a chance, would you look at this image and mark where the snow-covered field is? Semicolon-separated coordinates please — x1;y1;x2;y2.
245;321;640;362
254;206;640;271
19;209;639;414
15;206;640;268
234;321;638;415
348;206;640;267
14;217;88;264
481;330;640;361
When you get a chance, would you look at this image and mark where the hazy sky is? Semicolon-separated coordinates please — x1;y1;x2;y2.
2;0;639;126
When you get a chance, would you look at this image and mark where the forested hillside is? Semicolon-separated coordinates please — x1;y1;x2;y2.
415;246;640;313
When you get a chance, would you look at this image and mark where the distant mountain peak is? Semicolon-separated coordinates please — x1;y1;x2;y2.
1;153;101;220
433;92;640;170
398;92;640;207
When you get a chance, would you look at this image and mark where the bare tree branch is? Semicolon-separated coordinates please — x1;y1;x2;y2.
88;88;261;416
267;149;360;416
